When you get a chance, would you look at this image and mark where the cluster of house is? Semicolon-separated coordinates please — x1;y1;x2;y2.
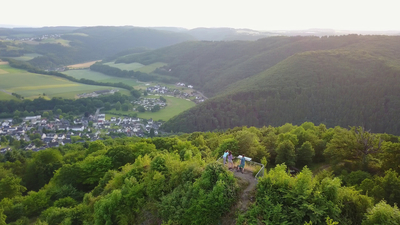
133;98;167;111
0;113;163;153
176;83;193;89
77;89;119;98
100;117;161;137
0;115;97;153
1;34;62;42
145;84;206;104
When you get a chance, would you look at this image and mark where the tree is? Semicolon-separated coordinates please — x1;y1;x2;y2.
13;110;20;118
42;111;49;118
151;105;160;112
56;109;62;115
86;140;106;155
122;103;130;111
275;140;296;167
137;105;145;112
381;142;400;173
0;175;26;200
104;102;111;110
149;128;155;137
130;89;141;98
115;101;121;111
24;149;64;191
296;141;315;167
160;96;166;102
32;138;44;147
362;201;400;225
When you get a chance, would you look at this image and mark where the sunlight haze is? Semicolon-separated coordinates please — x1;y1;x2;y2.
2;0;399;31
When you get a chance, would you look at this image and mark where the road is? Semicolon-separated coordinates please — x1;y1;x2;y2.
94;107;103;129
0;89;12;95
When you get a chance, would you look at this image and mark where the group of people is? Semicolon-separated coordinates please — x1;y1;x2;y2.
222;150;246;173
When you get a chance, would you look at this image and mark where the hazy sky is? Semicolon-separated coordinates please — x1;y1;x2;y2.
2;0;399;31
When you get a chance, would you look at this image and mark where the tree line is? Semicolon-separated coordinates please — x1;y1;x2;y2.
0;92;135;119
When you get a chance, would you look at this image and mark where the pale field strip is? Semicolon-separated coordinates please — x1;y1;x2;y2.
67;60;102;69
0;62;9;74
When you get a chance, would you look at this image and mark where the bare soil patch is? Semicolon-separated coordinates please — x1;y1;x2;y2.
67;60;101;69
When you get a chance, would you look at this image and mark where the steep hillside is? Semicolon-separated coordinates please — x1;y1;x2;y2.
162;44;400;134
119;35;389;97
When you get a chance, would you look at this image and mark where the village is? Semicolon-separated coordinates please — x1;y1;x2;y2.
0;113;163;153
146;83;206;104
0;33;62;42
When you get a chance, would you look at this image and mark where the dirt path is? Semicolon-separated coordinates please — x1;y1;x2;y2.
221;169;257;225
232;170;257;211
0;89;12;95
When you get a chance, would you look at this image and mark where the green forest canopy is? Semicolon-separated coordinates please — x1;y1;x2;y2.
1;123;400;224
148;35;400;135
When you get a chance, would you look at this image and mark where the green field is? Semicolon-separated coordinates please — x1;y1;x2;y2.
9;53;42;61
104;61;167;73
136;62;167;73
105;96;195;121
40;38;70;46
0;92;19;101
64;69;148;89
103;62;144;71
0;64;120;99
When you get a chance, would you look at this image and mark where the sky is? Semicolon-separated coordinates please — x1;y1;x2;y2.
2;0;400;31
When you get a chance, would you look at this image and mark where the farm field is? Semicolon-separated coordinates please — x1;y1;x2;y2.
8;53;42;61
67;60;101;69
136;62;167;73
40;38;70;46
104;61;167;73
0;64;118;99
103;62;144;71
0;92;18;101
105;96;195;121
64;69;148;89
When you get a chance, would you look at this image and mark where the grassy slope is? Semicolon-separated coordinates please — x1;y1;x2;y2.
8;53;42;61
105;96;195;121
64;69;147;89
103;62;144;71
103;61;167;73
0;64;116;99
0;92;18;100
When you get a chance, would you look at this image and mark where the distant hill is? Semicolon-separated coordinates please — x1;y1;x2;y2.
0;26;196;68
155;35;400;134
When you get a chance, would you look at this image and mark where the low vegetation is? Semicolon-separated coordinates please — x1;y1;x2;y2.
0;123;399;224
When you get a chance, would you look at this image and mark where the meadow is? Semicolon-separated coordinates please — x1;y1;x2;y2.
0;91;18;101
105;96;195;121
104;61;167;73
0;64;117;99
40;38;70;46
8;53;42;61
64;69;148;89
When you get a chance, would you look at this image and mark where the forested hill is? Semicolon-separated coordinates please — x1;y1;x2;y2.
117;35;400;97
1;26;195;68
156;35;400;134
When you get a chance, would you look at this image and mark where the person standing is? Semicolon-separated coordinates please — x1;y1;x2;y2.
223;150;229;165
228;151;234;169
239;154;246;173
